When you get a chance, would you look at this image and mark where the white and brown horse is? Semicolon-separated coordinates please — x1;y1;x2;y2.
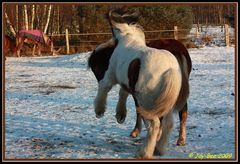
15;30;60;57
89;38;192;147
91;10;185;158
89;11;192;150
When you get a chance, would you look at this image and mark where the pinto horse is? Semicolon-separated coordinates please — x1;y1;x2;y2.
15;30;60;57
89;38;192;147
4;35;17;57
92;10;185;158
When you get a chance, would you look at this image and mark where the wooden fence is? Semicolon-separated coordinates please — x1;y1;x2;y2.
48;24;233;54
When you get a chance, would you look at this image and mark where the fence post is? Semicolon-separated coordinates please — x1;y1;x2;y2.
65;29;70;54
224;24;229;47
174;26;178;40
196;27;199;38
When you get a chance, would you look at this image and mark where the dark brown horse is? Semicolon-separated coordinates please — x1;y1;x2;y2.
15;30;60;57
4;35;17;57
88;38;192;147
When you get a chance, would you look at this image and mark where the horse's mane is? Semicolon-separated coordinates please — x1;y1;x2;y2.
113;22;145;42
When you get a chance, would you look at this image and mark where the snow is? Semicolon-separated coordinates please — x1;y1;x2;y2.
189;25;235;47
4;45;236;160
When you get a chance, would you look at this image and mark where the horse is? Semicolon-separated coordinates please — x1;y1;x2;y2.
89;38;192;146
15;30;60;57
88;13;192;149
4;35;17;57
92;9;184;159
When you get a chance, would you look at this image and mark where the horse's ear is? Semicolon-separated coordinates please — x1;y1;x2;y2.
122;9;141;24
108;9;126;25
109;8;141;25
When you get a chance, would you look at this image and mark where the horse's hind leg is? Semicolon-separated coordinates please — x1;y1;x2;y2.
32;44;36;56
130;112;142;138
155;111;173;156
130;96;142;138
16;42;23;57
177;103;188;146
115;87;129;124
138;116;160;159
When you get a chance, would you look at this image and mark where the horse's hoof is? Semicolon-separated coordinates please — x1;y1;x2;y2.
136;156;152;160
154;147;165;156
130;129;140;138
137;150;153;159
176;138;186;146
95;112;104;118
115;114;126;124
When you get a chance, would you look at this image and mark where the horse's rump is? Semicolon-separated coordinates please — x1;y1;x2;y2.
4;35;16;56
136;68;182;120
146;39;191;111
18;30;45;44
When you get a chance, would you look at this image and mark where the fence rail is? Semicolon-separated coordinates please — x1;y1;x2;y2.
47;24;233;54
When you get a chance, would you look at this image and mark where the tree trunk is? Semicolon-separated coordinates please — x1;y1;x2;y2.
15;4;19;32
40;5;47;31
57;6;60;34
24;5;29;30
217;5;223;24
44;5;52;34
31;5;35;29
5;11;16;36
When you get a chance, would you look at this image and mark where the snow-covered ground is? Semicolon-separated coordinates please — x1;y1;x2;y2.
189;25;235;47
4;46;236;160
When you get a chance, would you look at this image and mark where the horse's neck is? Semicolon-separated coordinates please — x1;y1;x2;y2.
121;36;146;48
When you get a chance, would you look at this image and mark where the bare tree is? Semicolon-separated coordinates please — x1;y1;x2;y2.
4;11;16;36
57;5;60;34
15;4;19;32
24;5;29;30
31;5;35;29
217;5;223;24
43;5;52;34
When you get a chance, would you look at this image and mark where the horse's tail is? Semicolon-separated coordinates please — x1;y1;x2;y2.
137;68;182;120
174;55;190;111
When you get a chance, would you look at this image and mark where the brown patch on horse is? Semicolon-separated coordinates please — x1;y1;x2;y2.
120;58;141;109
128;58;141;93
88;46;115;81
88;39;118;82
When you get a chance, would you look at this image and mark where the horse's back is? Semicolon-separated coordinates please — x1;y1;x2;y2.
147;39;192;74
112;45;181;98
135;47;181;91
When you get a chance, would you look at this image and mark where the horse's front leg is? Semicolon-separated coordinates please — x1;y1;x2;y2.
115;87;129;124
94;77;113;118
